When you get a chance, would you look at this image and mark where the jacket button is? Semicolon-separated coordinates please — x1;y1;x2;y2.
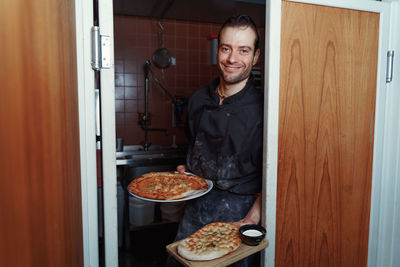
226;112;230;117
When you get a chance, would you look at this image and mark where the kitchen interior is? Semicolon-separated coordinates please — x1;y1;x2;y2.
107;0;266;266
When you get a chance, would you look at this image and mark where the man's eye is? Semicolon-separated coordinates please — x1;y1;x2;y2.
241;49;249;54
220;47;230;53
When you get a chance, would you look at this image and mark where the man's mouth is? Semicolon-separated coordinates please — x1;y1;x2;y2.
222;63;242;72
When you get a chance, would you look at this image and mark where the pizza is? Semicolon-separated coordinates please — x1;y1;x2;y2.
177;222;241;261
128;171;208;200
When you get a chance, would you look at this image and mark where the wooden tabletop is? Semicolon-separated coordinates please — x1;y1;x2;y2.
166;238;269;267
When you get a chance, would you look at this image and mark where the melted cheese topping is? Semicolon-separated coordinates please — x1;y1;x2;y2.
128;172;208;200
179;222;241;257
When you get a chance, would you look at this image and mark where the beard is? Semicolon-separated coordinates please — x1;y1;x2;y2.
218;63;252;85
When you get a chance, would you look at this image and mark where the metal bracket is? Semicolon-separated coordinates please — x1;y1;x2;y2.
386;50;394;83
91;26;111;70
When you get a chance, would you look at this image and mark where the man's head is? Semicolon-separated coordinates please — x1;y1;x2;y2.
217;15;260;86
218;14;260;51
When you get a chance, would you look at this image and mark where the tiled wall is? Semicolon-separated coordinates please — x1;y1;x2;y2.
114;15;264;146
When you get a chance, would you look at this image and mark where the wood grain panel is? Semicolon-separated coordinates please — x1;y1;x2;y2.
0;0;83;266
276;2;379;266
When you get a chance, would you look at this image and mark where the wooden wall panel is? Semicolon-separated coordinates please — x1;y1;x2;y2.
0;0;83;266
276;2;379;266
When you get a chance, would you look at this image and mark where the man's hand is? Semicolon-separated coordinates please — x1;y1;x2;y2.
233;216;259;228
176;165;187;173
233;193;261;228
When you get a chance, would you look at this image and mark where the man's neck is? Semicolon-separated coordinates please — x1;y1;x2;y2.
218;77;249;98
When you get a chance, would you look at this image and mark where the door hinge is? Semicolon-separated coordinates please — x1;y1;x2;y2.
91;26;111;70
386;50;394;83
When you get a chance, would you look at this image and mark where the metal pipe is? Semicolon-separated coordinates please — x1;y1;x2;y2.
144;61;151;151
141;60;170;151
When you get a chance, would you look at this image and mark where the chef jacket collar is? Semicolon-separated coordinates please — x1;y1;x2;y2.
209;76;254;105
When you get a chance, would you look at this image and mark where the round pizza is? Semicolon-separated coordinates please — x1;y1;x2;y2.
128;171;208;200
177;222;242;261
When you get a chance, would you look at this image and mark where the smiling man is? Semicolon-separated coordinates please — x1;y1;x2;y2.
168;15;263;267
216;19;260;102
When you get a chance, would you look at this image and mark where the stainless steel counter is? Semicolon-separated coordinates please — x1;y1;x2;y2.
116;145;187;166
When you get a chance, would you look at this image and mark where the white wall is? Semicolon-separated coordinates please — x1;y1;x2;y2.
368;1;400;266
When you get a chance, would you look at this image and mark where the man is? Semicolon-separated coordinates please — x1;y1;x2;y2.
167;14;263;267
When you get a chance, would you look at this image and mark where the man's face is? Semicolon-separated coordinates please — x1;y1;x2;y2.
217;26;260;85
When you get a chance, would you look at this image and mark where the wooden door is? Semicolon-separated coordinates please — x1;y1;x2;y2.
276;1;379;266
0;0;83;266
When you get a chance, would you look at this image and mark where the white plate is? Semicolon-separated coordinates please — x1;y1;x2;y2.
128;172;213;203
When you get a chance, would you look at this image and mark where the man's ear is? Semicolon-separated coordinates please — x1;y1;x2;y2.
253;49;261;66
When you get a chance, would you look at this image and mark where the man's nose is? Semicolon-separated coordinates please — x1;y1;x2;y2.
226;51;238;63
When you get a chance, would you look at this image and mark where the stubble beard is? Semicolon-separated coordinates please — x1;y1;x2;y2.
218;64;252;85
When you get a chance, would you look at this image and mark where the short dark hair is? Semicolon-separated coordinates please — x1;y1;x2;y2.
218;14;260;51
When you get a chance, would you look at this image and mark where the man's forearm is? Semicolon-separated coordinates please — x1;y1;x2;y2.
244;193;261;224
234;193;261;227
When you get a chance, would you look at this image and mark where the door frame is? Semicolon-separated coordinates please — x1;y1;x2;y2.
75;0;100;266
263;0;394;266
368;1;400;266
97;0;119;266
75;0;118;266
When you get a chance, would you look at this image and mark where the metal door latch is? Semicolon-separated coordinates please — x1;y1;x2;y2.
91;26;111;70
386;50;394;83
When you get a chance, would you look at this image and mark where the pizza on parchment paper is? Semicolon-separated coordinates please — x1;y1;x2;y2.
177;222;242;261
128;171;208;200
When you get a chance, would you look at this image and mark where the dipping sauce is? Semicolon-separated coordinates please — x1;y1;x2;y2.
243;229;263;237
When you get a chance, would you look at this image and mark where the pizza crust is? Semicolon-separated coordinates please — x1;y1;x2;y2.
164;190;203;200
177;240;230;261
179;189;207;198
177;222;241;261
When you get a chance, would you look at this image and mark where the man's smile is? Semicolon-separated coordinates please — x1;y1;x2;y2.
222;63;243;72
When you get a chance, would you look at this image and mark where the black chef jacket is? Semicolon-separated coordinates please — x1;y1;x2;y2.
186;77;263;194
